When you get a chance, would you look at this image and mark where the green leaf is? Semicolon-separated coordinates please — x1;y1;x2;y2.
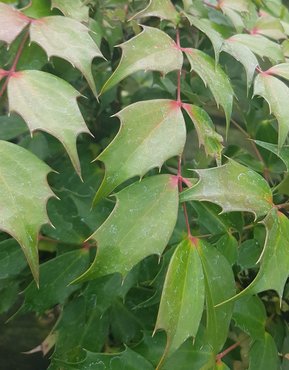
267;62;289;81
101;26;183;94
0;140;54;283
248;333;280;370
180;159;273;218
131;0;180;24
155;239;205;360
0;114;28;140
73;175;179;282
183;104;223;160
215;233;238;265
255;140;289;171
238;239;262;269
185;49;234;133
220;0;249;13
253;15;286;40
254;72;289;149
30;16;103;96
0;239;27;279
8;70;90;176
51;0;89;22
94;100;186;203
0;3;30;45
229;34;284;63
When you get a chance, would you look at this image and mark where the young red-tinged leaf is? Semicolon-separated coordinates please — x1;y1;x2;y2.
229;34;284;63
0;140;54;284
30;16;103;97
254;72;289;149
101;26;183;94
248;333;280;370
94;100;186;204
131;0;180;24
8;70;90;176
255;140;289;171
267;62;289;81
252;15;286;40
180;159;273;219
183;104;223;160
185;49;234;134
73;175;179;282
0;3;30;45
155;239;205;362
51;0;89;23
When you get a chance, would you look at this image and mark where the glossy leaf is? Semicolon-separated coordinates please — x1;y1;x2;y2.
0;140;54;283
183;103;223;160
185;49;234;132
131;0;180;24
73;175;179;282
0;3;30;45
94;100;186;203
254;72;289;149
101;26;183;93
180;159;273;218
155;239;205;359
253;15;286;40
248;333;279;370
51;0;89;22
30;16;103;96
8;70;90;176
255;140;289;170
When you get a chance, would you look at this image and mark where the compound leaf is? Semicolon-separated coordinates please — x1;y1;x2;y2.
0;3;30;45
51;0;89;22
131;0;180;24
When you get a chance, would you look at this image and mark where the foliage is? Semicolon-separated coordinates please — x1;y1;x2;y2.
1;0;289;369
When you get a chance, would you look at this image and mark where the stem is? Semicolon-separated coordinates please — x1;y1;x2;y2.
203;1;220;10
216;341;241;362
277;202;289;210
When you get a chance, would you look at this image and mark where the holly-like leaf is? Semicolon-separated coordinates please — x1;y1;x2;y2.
255;140;289;171
51;0;89;22
252;15;286;40
8;70;91;176
180;159;273;218
131;0;180;24
185;49;234;133
267;62;289;81
219;0;249;13
0;3;30;45
248;333;280;370
182;104;223;160
254;72;289;149
228;34;284;63
101;26;183;94
94;100;186;204
73;175;179;282
30;16;103;96
155;239;205;361
0;140;54;283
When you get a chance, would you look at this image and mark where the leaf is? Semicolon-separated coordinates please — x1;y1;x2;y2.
131;0;180;24
219;0;249;13
7;70;91;176
94;100;186;203
0;3;30;45
51;0;89;22
0;239;27;279
252;15;286;40
228;34;284;63
0;114;28;140
248;333;280;370
255;140;289;171
185;49;234;133
267;62;289;81
182;104;223;160
0;140;54;283
254;72;289;149
155;239;205;360
215;233;238;265
73;175;179;282
30;16;103;97
101;26;183;94
180;159;273;218
221;39;259;88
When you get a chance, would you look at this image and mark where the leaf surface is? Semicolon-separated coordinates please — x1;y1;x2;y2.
30;16;103;96
248;333;279;370
51;0;89;22
253;16;286;40
155;239;205;358
131;0;179;24
8;70;90;175
101;26;183;93
180;159;273;218
94;100;186;203
74;175;179;282
268;62;289;81
255;140;289;170
0;3;30;45
0;140;54;283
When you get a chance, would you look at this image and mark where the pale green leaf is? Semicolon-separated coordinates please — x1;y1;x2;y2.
254;72;289;149
51;0;89;22
267;62;289;81
222;8;245;32
155;239;205;359
229;34;284;63
73;175;179;282
8;70;90;176
131;0;180;24
180;159;273;218
101;26;183;94
253;15;286;40
183;103;223;159
255;140;289;170
248;333;279;370
30;16;103;96
185;49;234;133
0;140;54;283
94;100;186;204
0;3;30;45
219;0;249;13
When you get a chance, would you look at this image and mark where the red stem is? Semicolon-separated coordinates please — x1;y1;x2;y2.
216;341;241;362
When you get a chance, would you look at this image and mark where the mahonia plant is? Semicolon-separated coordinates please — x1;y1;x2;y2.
0;0;289;369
